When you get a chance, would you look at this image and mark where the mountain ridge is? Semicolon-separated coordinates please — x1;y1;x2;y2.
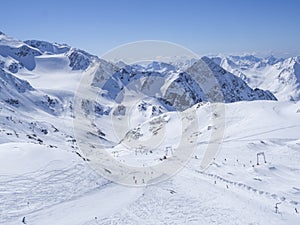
211;54;300;101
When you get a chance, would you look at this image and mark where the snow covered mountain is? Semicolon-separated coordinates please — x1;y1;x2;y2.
1;31;277;114
1;31;300;225
1;31;278;149
211;55;300;101
200;57;276;102
0;68;63;114
0;32;97;73
93;58;276;112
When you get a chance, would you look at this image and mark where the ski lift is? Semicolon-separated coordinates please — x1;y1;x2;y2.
256;152;267;165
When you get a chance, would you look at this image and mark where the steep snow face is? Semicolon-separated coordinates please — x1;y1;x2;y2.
212;55;300;101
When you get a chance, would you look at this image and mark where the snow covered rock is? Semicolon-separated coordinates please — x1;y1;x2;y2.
0;68;34;94
0;68;63;115
66;49;97;70
97;59;276;111
0;32;41;70
25;40;70;54
201;57;277;102
212;55;300;101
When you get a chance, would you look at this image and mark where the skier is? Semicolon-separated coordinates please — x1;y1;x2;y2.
22;217;26;224
275;202;281;214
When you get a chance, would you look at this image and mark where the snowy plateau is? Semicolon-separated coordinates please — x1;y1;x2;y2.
0;31;300;225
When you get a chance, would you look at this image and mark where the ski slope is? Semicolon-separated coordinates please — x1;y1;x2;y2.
1;101;300;225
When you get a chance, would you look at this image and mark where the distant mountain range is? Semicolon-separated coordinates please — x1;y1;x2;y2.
0;30;283;148
1;30;297;132
0;31;279;113
211;54;300;101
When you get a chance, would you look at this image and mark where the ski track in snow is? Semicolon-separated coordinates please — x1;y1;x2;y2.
0;163;109;224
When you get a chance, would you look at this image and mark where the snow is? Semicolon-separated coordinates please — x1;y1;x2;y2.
0;142;73;175
24;40;70;55
0;32;300;224
2;100;299;224
0;33;41;71
16;54;83;92
211;55;300;101
10;184;143;225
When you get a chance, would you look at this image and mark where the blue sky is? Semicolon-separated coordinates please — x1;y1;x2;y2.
1;0;300;57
